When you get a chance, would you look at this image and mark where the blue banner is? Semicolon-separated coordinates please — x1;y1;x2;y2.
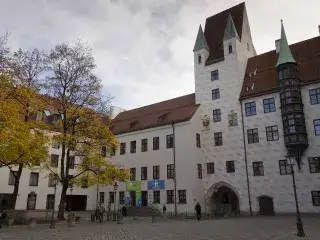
148;180;165;190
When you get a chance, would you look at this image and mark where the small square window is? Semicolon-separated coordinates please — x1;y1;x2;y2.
314;119;320;136
263;98;276;113
197;164;202;179
212;89;220;100
214;132;223;146
309;88;320;105
198;54;202;64
153;191;160;204
166;134;174;148
279;160;291;175
196;133;201;148
213;109;221;122
141;167;148;180
130;168;136;181
247;128;259;144
29;172;39;186
167;164;175;179
167;190;174;203
253;161;264;176
153;137;160;150
311;191;320;206
211;70;219;81
178;190;186;204
141;139;148;152
51;154;59;168
308;157;320;173
130;141;136;153
226;161;235;173
266;126;279;141
207;162;215;174
120;142;126;155
153;166;160;180
245;102;256;116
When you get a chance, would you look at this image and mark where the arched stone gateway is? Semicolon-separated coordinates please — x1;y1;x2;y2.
206;181;240;217
258;195;275;216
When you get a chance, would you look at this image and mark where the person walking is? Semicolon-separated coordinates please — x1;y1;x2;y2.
162;204;167;218
195;202;201;221
121;205;127;218
0;210;7;228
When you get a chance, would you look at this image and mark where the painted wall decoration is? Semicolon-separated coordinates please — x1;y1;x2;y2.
201;115;210;130
126;181;141;191
147;180;165;190
228;110;238;126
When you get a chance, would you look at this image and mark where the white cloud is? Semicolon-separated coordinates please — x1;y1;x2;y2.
0;0;319;109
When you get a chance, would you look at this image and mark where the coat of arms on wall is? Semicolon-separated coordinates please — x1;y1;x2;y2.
228;110;238;127
202;115;210;130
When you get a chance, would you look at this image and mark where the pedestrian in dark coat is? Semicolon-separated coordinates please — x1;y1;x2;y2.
121;206;127;218
195;202;201;221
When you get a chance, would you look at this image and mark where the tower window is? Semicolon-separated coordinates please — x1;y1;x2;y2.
247;43;250;51
228;44;233;54
198;54;202;64
211;70;219;81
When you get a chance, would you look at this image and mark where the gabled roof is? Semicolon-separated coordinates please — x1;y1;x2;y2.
111;94;199;135
204;2;245;65
240;36;320;99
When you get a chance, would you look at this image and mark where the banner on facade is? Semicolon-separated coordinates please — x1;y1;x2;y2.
136;191;142;207
126;181;141;191
147;180;165;190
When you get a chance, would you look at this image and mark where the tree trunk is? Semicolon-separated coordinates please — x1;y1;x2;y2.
57;181;68;220
12;163;23;209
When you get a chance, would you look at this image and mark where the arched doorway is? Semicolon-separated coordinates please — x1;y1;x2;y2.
258;196;274;216
207;182;240;217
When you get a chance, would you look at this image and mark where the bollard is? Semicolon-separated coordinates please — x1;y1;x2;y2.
28;218;37;230
151;215;156;223
117;213;123;224
179;214;184;221
67;213;75;227
91;213;95;222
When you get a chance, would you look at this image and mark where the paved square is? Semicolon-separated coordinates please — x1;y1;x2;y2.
0;216;319;240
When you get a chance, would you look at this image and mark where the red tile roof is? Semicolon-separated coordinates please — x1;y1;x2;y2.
111;94;199;135
204;2;245;65
240;36;320;99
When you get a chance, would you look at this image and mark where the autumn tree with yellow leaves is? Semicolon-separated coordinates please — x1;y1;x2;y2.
0;75;49;208
44;41;128;220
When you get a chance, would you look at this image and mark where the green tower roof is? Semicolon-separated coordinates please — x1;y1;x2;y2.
223;13;239;41
193;25;209;52
276;20;296;67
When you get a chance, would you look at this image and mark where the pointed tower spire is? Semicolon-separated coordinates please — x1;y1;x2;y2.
276;20;296;67
193;25;209;52
223;13;239;40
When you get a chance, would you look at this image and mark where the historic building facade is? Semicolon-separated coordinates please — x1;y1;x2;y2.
0;2;319;216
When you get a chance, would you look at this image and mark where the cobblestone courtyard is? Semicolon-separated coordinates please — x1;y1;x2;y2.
0;216;319;240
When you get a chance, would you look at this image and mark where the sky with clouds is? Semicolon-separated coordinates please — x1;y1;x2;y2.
0;0;319;110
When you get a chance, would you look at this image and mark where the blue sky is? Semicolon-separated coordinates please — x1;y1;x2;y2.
0;0;319;110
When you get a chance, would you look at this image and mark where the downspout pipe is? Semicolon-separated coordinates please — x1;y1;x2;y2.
172;123;178;216
240;99;253;216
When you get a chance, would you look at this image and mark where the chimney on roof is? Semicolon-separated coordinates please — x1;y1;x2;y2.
275;39;281;53
318;25;320;35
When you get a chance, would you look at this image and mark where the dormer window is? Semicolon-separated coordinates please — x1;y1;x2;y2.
198;54;202;64
228;44;233;54
129;120;139;129
158;113;169;123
